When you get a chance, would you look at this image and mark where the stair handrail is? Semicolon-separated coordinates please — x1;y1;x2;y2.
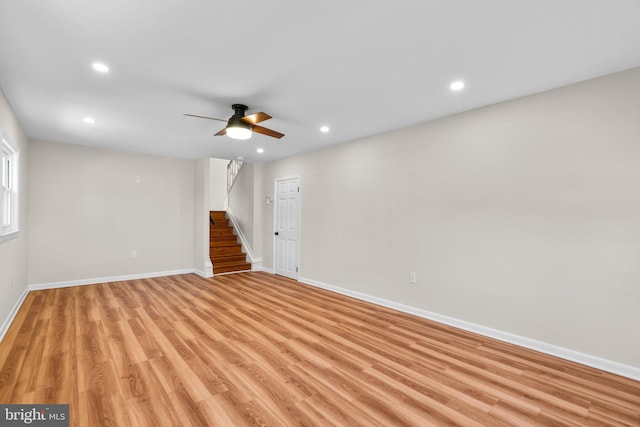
227;158;244;193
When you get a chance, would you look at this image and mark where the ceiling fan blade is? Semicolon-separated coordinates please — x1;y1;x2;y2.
241;112;271;125
214;128;227;136
253;125;284;139
184;113;227;122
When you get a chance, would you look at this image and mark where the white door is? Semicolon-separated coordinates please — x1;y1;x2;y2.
275;177;300;279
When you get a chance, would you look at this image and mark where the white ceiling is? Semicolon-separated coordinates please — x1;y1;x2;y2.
1;0;639;162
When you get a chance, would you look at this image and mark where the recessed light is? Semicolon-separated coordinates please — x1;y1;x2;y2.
450;80;465;91
92;62;109;73
83;117;95;124
320;126;330;133
256;148;264;154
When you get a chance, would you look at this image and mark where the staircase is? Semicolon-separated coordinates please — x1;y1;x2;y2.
210;211;252;274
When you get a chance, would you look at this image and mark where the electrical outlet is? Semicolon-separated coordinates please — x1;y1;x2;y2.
409;272;417;284
135;175;141;184
131;250;137;258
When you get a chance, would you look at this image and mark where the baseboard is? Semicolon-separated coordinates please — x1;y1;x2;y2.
258;266;274;274
298;276;640;382
28;268;196;291
195;260;213;278
194;269;213;278
0;286;30;343
226;208;255;262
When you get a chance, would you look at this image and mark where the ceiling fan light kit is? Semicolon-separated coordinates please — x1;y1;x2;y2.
226;117;252;140
185;103;284;140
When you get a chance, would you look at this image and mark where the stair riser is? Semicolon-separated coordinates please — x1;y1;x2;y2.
212;254;247;264
210;246;242;256
210;236;238;245
210;228;235;236
210;211;227;221
210;220;230;228
214;263;252;274
210;252;240;259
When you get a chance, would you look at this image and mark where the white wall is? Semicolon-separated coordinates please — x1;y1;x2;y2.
227;162;265;266
209;158;228;211
260;67;640;368
194;158;211;276
228;163;255;248
0;89;29;338
27;140;195;284
251;163;263;265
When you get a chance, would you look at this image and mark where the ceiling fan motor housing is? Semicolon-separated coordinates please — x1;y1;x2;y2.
231;104;249;119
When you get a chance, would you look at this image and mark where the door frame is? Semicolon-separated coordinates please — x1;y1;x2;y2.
273;175;301;280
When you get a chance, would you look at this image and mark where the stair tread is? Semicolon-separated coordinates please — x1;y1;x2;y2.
212;256;246;261
214;261;251;266
216;262;251;266
211;246;242;254
212;253;247;261
214;268;252;274
211;250;244;255
210;239;238;244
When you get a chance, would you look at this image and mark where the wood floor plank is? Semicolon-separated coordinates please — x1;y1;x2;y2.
0;272;638;426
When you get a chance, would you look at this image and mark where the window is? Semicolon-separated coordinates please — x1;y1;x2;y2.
1;129;19;243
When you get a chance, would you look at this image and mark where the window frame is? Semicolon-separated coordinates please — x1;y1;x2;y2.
0;129;19;243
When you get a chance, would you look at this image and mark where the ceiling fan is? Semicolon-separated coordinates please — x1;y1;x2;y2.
184;104;284;140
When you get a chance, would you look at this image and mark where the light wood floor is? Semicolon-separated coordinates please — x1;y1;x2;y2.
0;272;638;426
